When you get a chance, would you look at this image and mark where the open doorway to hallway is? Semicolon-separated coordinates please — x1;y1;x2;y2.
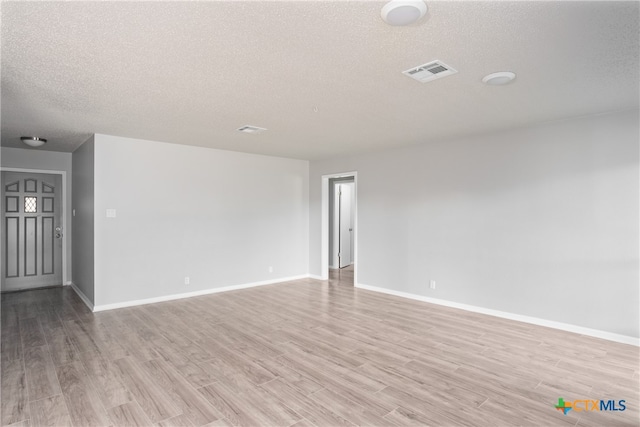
323;173;357;286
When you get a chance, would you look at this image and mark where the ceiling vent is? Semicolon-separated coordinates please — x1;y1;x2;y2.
402;60;457;83
237;125;267;134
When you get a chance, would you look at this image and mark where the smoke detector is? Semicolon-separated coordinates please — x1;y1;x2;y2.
402;60;457;83
237;125;267;134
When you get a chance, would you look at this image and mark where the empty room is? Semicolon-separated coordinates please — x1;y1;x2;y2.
1;1;638;426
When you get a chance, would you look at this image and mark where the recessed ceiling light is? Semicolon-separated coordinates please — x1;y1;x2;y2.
20;136;47;147
482;71;516;86
237;125;267;134
381;0;427;26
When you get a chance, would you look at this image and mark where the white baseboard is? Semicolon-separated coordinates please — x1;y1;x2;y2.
308;274;325;280
92;274;310;312
355;283;639;347
69;282;94;312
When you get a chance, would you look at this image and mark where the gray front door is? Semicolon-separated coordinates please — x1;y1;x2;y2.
1;171;63;291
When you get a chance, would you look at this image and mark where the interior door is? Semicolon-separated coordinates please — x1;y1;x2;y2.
338;183;353;268
1;171;63;291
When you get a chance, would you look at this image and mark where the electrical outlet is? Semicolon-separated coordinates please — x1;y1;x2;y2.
429;280;436;289
268;266;273;273
184;276;190;285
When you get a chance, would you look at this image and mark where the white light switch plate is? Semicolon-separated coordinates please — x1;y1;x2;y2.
106;209;117;218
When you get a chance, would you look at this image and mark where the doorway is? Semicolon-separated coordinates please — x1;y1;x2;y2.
329;178;355;285
1;170;65;292
321;172;357;285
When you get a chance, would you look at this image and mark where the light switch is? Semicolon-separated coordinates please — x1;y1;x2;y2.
106;209;117;218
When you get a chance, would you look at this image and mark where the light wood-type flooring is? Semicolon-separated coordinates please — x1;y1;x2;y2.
329;265;354;285
1;273;638;427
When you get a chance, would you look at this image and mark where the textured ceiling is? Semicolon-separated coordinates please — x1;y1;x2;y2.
2;1;638;160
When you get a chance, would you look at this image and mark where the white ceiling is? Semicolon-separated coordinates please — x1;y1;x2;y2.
2;1;638;160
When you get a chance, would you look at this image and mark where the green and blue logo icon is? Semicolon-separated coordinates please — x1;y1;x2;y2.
555;398;572;415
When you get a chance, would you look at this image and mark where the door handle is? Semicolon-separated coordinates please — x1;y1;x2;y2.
55;226;62;239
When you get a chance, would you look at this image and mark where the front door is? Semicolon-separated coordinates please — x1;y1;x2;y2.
1;171;63;291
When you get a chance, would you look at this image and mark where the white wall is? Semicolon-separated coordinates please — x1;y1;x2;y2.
1;147;73;283
93;134;309;307
309;110;639;338
72;136;95;304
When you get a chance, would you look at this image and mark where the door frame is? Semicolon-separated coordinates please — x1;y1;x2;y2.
1;167;68;288
321;171;357;283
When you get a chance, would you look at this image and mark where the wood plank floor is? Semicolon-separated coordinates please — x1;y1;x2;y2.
1;274;638;427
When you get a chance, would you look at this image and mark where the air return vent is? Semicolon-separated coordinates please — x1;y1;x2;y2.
237;125;267;134
402;60;457;83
